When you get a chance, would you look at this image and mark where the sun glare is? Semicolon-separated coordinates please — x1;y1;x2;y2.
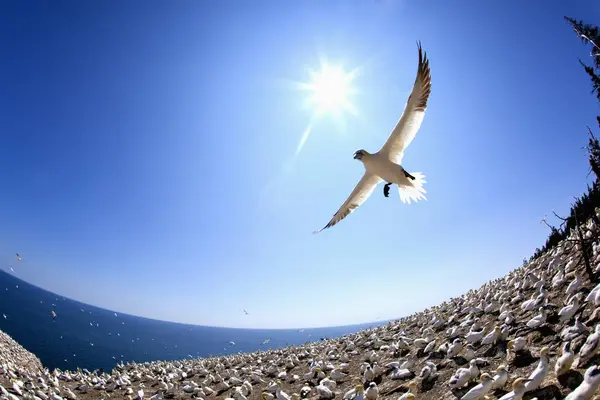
285;60;361;158
300;62;359;117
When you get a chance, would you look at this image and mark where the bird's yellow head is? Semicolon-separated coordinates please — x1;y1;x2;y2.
496;365;507;373
480;373;493;382
355;384;364;392
512;378;531;389
540;346;550;356
405;394;416;400
507;341;514;350
407;381;417;390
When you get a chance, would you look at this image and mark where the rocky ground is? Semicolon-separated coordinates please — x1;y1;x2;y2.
2;220;600;400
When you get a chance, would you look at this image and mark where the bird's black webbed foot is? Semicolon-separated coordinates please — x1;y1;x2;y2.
404;171;416;181
383;183;393;198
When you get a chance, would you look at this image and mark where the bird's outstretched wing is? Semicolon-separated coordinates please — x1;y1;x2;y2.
378;42;432;164
314;173;381;233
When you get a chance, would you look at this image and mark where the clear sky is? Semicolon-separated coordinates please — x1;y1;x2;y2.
0;0;599;329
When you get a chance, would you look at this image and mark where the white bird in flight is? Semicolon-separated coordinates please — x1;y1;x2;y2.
315;42;432;233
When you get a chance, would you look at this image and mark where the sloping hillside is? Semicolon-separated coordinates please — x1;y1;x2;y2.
1;219;600;400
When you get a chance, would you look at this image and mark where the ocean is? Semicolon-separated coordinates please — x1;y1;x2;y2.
0;270;383;371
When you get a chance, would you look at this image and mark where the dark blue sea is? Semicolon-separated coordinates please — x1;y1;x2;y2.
0;270;382;372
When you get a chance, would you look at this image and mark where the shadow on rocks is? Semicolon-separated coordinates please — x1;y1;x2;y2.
526;384;563;400
512;349;537;368
482;341;507;358
382;383;413;396
450;382;477;399
452;356;468;366
427;351;445;360
420;375;439;392
557;369;584;390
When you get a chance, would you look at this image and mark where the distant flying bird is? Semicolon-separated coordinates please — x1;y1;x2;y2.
315;42;432;233
243;309;249;315
16;253;22;262
51;310;57;321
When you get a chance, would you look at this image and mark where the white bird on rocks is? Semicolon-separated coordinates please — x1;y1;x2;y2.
526;307;547;329
507;337;526;352
365;382;378;400
343;384;364;400
363;366;375;383
481;326;501;345
491;365;508;390
449;362;474;389
498;378;532;400
460;373;494;400
565;364;600;400
465;328;484;344
447;338;464;358
275;380;291;400
559;294;582;323
524;346;550;392
397;382;417;400
577;324;600;368
555;341;575;377
316;383;334;399
561;315;588;341
315;42;431;233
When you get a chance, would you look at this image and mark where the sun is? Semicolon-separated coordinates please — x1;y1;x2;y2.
299;62;359;117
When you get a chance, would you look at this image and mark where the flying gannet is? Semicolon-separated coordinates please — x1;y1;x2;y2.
315;42;432;233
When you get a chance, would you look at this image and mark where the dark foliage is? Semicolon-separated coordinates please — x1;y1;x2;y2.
527;18;600;263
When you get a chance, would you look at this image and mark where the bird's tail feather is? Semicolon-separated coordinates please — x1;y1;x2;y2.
398;172;427;204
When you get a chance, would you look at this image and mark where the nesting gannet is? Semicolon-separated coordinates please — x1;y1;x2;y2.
565;365;600;400
480;326;501;345
460;373;494;400
507;337;526;352
447;338;464;358
275;380;291;400
463;344;476;361
523;346;550;392
555;341;575;376
465;328;485;344
330;368;348;382
365;382;378;400
449;362;474;389
561;315;588;341
316;383;334;399
315;42;431;232
397;382;417;400
343;384;364;400
363;365;375;383
491;365;508;390
559;294;582;323
498;378;532;400
526;307;547;329
576;324;600;368
300;383;312;399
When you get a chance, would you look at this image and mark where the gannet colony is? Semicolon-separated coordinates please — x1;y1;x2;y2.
3;219;600;400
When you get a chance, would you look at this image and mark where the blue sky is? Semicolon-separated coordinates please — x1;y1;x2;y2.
0;0;599;329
